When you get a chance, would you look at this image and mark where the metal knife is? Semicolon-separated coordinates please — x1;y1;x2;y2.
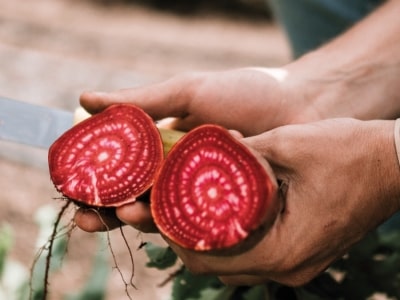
0;95;184;148
0;96;86;149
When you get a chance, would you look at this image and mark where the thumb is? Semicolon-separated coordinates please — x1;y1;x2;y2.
79;74;196;120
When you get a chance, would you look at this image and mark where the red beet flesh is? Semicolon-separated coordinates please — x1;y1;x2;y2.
151;124;278;251
48;104;163;207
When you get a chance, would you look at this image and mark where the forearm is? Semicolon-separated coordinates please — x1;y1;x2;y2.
283;0;400;121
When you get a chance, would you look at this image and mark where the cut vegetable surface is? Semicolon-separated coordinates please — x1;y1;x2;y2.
151;124;278;251
48;104;164;207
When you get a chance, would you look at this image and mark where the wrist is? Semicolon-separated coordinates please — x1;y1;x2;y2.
283;52;400;122
367;120;400;216
281;0;400;122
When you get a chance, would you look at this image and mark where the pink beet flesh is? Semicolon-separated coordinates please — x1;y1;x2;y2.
48;104;163;207
151;124;278;251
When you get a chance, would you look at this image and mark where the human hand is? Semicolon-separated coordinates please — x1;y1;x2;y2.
79;68;321;137
73;67;308;236
75;118;400;286
73;0;400;284
162;119;400;286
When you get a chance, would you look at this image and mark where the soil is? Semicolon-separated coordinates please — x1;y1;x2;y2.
0;1;290;299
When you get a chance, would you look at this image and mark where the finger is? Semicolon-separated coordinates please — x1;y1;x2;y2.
116;201;158;233
228;129;244;139
79;91;118;114
74;207;122;232
79;74;199;120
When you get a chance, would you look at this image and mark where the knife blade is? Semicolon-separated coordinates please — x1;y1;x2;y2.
0;96;74;148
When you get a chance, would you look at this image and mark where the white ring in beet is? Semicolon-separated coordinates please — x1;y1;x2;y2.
151;124;278;251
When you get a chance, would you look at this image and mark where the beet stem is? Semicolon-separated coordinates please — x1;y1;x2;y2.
43;200;72;300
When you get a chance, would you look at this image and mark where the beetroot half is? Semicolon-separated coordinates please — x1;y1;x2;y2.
48;104;164;207
151;124;278;251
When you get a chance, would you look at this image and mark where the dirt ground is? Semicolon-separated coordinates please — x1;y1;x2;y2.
0;1;290;299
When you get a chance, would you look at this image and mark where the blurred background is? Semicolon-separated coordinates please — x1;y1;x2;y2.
0;0;289;299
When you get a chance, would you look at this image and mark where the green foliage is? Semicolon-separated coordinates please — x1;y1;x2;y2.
4;205;400;300
0;224;29;300
0;205;110;300
65;236;110;300
267;227;400;300
171;267;225;300
144;228;400;300
329;230;400;299
0;224;13;278
169;266;269;300
144;242;269;300
242;285;268;300
145;243;178;270
31;206;110;300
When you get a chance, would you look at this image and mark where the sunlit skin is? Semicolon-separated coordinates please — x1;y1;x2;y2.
75;0;400;287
